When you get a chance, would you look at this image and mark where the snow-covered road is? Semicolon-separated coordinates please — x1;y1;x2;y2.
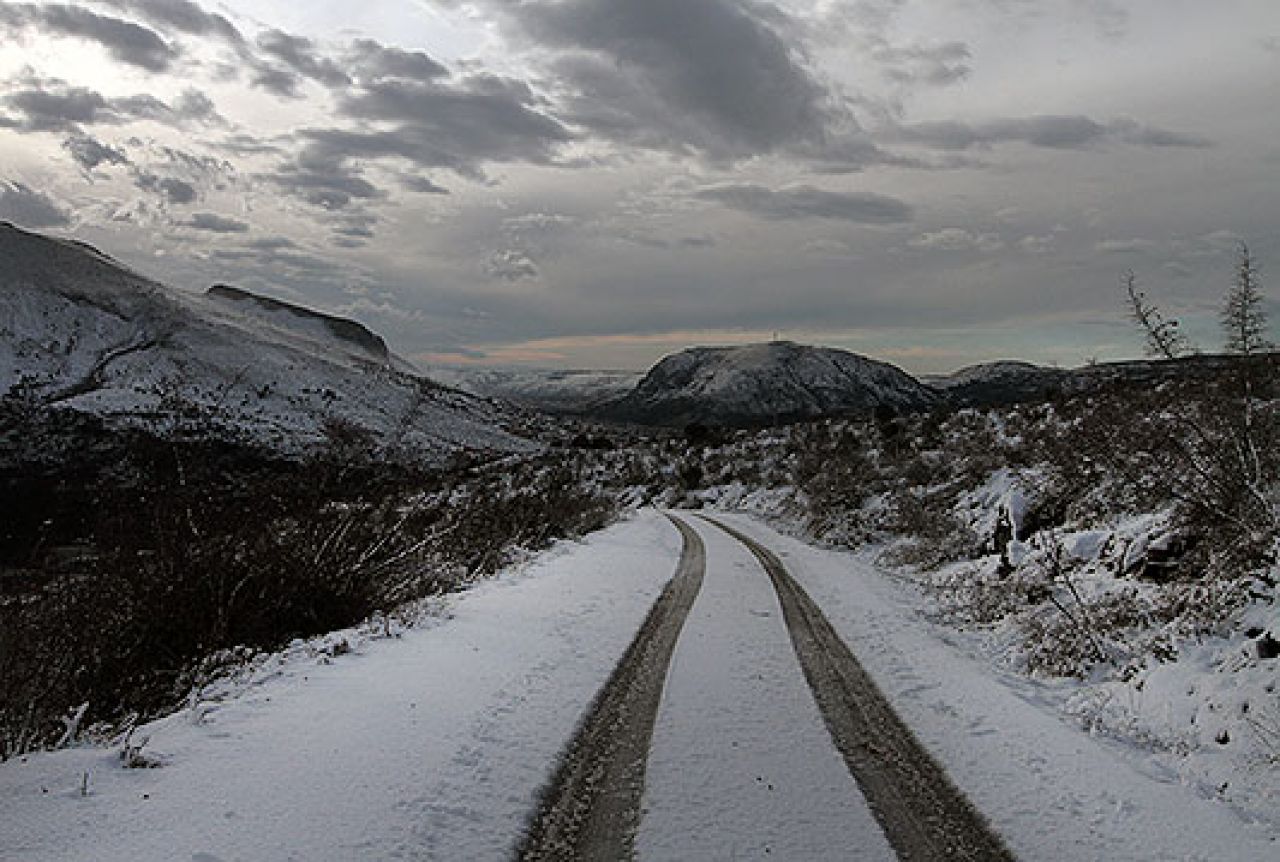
636;517;894;861
1;510;1275;861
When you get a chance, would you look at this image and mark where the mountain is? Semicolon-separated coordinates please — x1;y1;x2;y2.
923;361;1072;406
424;365;643;414
206;284;393;366
0;222;532;460
600;341;938;427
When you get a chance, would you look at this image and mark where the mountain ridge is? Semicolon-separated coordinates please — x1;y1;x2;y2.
0;222;531;460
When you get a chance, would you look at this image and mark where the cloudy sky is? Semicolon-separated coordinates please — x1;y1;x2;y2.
1;0;1278;372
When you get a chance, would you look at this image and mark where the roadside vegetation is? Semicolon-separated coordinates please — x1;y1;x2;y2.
0;409;618;759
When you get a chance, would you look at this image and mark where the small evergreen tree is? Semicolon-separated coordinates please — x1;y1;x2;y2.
1221;243;1271;357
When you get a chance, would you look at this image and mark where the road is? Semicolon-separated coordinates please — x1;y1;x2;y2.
519;513;1012;861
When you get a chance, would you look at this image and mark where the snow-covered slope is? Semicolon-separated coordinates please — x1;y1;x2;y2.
425;365;643;414
602;341;937;427
0;222;531;459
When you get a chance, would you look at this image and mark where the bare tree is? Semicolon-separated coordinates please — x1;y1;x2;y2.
1124;270;1189;359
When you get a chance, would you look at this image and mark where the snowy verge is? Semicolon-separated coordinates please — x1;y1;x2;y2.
716;514;1279;862
0;510;681;862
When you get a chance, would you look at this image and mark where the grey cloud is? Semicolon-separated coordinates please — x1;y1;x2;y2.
256;29;351;90
94;0;243;44
897;115;1211;151
266;145;382;209
184;212;248;233
399;174;450;195
173;88;224;126
244;236;296;251
1;75;221;133
0;3;176;71
909;228;1004;252
332;211;377;242
0;180;71;227
696;184;913;224
216;133;284;156
486;248;539;281
209;247;334;275
3;82;114;132
63;134;130;170
507;0;832;160
260;72;573;205
347;39;447;83
133;171;197;204
335;73;573;168
876;41;972;87
249;66;303;99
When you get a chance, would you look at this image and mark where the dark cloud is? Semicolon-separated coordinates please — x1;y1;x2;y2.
244;236;297;251
2;81;115;132
249;65;303;99
133;171;197;204
63;134;130;170
216;133;285;156
94;0;243;45
0;3;176;71
334;73;573;169
260;70;573;206
897;115;1212;151
265;144;382;209
0;75;222;133
172;88;225;126
347;39;448;83
256;29;351;90
696;183;913;224
507;0;831;160
183;212;248;233
399;174;450;195
0;180;71;227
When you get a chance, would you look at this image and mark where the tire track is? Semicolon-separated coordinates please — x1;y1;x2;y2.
700;515;1015;862
516;514;705;862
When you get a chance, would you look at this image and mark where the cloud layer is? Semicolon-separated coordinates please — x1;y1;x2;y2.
0;0;1273;372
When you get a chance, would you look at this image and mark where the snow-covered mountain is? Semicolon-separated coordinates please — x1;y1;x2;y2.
0;222;532;459
600;341;938;427
923;361;1072;406
424;365;643;414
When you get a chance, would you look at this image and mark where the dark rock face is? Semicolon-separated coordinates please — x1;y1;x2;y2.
600;341;938;427
207;284;390;362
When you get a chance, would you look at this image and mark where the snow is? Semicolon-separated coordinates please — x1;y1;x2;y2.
636;519;893;861
0;512;681;862
3;507;1274;860
715;514;1279;862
